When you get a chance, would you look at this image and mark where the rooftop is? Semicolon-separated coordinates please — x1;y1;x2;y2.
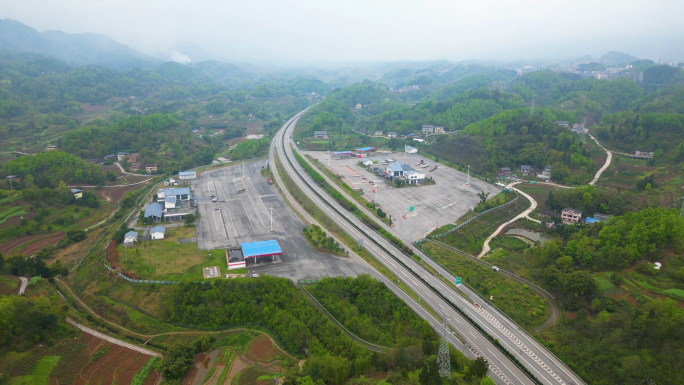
563;208;583;214
164;196;177;204
356;147;375;152
144;202;163;218
70;188;82;194
164;187;191;196
124;231;138;238
241;240;282;258
405;146;416;151
150;226;165;234
179;171;196;176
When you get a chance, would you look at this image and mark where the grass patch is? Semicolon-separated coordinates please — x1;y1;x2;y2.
0;275;19;289
203;367;217;384
91;347;110;362
663;288;684;299
594;275;615;292
423;242;548;329
29;276;41;285
118;227;226;281
33;355;60;385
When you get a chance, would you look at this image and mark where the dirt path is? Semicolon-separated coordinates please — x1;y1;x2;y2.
67;318;162;357
478;184;539;258
587;133;613;186
18;277;27;295
55;278;296;360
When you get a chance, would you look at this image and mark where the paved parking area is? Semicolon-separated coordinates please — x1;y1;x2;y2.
302;151;501;241
192;160;371;280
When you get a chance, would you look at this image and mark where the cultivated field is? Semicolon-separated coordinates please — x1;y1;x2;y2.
5;332;160;385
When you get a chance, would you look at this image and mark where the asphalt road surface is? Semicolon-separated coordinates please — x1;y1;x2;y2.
278;110;585;385
193;160;370;281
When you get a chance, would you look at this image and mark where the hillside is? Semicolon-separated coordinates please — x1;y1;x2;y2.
0;19;161;70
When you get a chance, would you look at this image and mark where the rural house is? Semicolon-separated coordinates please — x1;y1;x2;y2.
150;226;165;240
562;208;582;223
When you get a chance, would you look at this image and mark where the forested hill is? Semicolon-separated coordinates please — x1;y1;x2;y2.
0;18;161;70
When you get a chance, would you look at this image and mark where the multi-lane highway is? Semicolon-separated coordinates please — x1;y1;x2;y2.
273;109;585;385
273;111;533;385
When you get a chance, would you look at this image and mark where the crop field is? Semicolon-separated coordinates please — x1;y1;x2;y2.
436;196;529;255
5;333;160;385
0;275;19;295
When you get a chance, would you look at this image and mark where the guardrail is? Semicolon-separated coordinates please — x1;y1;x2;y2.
422;242;587;385
422;191;520;242
299;281;390;353
279;116;543;385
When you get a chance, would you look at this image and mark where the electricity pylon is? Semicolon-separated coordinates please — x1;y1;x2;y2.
437;312;451;378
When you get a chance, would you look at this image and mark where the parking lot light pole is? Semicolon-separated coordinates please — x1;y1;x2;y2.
270;207;274;232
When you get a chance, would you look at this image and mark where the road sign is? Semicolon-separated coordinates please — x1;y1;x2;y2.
455;277;461;286
409;206;414;211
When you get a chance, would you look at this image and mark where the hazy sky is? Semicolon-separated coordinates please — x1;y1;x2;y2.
2;0;683;64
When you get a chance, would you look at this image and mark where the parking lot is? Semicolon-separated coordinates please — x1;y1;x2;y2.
192;160;371;280
302;150;501;241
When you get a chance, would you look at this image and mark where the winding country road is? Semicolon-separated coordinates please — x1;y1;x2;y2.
479;133;616;258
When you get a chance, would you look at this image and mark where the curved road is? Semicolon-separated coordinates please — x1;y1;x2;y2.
277;110;585;385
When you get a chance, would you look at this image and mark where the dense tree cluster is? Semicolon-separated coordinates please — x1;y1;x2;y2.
0;292;70;351
308;275;436;347
2;151;107;187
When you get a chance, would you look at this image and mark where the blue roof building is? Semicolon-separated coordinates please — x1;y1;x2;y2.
241;240;282;259
144;202;163;221
584;217;600;224
124;231;138;239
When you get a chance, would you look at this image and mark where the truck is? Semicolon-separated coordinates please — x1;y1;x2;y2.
429;165;438;172
415;159;424;166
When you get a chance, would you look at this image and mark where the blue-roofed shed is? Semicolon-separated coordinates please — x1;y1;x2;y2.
241;240;282;265
356;147;375;152
144;202;163;222
584;217;600;224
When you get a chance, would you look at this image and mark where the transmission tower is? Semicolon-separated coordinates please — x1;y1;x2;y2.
529;95;536;116
437;312;451;378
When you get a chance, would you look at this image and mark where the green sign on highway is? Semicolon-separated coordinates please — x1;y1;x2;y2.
456;277;461;285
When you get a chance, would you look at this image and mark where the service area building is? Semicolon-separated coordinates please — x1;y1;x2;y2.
241;240;282;265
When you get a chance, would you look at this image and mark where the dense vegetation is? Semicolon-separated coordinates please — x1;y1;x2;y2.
2;151;109;187
307;275;436;346
0;292;71;351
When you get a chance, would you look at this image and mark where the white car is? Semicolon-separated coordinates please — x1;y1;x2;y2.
252;273;259;278
491;266;500;271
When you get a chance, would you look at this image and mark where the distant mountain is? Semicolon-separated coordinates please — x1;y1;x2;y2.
599;51;640;66
0;18;162;70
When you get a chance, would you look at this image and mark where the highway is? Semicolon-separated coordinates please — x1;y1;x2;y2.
274;108;586;385
273;110;533;385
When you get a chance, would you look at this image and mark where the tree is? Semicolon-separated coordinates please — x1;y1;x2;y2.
418;356;441;385
564;271;597;298
184;213;196;226
476;191;490;203
480;377;496;385
470;357;489;379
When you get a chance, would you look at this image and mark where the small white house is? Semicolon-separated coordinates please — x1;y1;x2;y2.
123;231;138;248
179;171;197;180
150;226;165;240
387;132;397;138
405;146;418;154
362;159;373;166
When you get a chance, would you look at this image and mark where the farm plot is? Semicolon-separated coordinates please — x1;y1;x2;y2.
5;332;160;385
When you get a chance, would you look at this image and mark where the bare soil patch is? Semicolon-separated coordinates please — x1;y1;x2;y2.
0;232;64;254
81;103;109;114
0;211;35;230
643;291;684;308
564;312;576;320
245;335;278;362
16;233;66;255
608;292;637;306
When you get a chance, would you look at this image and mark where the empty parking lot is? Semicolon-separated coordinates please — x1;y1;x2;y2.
301;150;501;241
192;160;371;280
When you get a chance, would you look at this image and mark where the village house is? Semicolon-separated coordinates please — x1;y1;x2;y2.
434;126;445;134
422;125;434;134
562;208;582;223
313;131;328;139
521;165;533;175
145;164;158;173
387;132;397;138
